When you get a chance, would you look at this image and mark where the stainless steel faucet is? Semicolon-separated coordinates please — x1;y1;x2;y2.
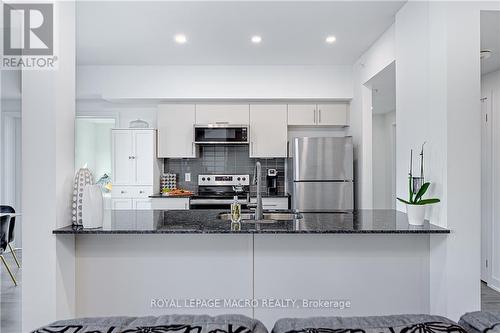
251;161;263;220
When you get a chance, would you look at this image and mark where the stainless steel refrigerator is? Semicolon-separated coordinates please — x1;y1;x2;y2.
287;137;354;212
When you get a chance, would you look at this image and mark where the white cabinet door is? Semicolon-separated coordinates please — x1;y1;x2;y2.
111;198;133;210
317;103;348;126
112;130;134;185
134;130;155;185
195;104;249;124
287;104;317;126
157;104;196;158
249;104;287;158
151;198;190;210
133;198;152;210
249;197;289;210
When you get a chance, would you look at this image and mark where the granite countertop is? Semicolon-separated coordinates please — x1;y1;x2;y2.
53;209;449;234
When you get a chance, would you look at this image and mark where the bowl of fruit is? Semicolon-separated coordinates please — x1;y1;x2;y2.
161;188;193;197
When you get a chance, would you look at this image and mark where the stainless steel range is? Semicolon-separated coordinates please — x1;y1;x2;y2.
190;174;250;209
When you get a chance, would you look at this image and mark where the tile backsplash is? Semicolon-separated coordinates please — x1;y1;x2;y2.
164;145;286;195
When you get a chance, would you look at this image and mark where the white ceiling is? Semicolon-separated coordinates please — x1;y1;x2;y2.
76;1;405;66
370;62;395;115
481;11;500;75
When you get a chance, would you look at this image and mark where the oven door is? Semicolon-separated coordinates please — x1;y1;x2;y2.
194;125;248;144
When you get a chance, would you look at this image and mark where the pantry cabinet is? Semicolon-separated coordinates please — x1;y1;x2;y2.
112;129;159;186
249;104;288;158
287;103;349;126
195;104;249;124
157;104;196;158
111;129;160;209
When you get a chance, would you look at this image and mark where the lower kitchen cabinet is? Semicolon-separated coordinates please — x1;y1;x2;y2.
250;197;289;210
151;197;190;210
111;198;152;210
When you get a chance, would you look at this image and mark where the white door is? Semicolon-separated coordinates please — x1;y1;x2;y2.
157;104;196;158
134;130;155;185
195;104;249;124
317;103;348;126
249;104;287;158
112;130;133;185
482;94;493;283
111;198;133;210
287;104;317;126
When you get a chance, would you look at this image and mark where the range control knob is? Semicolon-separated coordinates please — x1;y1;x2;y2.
242;177;246;181
237;177;241;181
207;177;211;181
201;177;206;181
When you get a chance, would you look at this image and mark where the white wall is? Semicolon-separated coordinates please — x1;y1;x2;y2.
77;65;353;100
394;1;500;321
350;25;395;209
22;2;76;330
482;69;500;291
76;234;430;329
372;111;395;209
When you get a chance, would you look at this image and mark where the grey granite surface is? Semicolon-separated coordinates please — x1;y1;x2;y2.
53;209;450;234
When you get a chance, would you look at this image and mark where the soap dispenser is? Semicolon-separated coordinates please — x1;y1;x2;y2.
230;196;242;231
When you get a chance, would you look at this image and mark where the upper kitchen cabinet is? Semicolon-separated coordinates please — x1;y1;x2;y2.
195;104;249;125
287;104;317;126
316;103;349;126
287;103;349;127
157;104;196;158
249;104;287;158
112;129;159;185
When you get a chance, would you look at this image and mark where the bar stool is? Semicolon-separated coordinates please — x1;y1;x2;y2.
0;215;17;286
0;205;20;268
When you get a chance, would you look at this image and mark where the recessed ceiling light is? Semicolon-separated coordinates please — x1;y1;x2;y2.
251;35;262;44
325;35;337;44
174;34;187;44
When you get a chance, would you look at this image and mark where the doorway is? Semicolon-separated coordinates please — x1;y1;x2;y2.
368;62;396;209
480;10;500;310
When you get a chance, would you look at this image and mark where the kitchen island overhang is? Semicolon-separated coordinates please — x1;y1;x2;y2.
53;209;450;234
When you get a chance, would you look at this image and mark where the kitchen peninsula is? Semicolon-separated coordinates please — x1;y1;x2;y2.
54;209;447;329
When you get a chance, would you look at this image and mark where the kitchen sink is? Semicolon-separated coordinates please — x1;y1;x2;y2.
217;211;303;222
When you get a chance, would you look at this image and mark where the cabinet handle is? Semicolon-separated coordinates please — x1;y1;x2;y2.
215;121;229;124
139;190;144;194
121;190;126;194
313;109;316;124
319;109;322;123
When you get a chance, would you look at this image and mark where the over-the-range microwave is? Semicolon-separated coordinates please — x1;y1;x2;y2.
194;124;249;144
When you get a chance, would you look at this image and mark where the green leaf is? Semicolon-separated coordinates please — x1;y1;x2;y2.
416;198;440;205
409;176;414;203
414;182;430;203
397;198;411;205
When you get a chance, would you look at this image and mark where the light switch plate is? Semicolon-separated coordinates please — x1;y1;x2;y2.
185;173;191;182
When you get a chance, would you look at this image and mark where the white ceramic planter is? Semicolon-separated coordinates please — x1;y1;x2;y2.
406;204;426;226
82;185;104;229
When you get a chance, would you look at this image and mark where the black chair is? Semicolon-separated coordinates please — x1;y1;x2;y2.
0;205;20;268
0;215;17;285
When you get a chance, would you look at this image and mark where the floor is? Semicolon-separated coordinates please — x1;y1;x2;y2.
482;281;500;311
0;250;21;333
